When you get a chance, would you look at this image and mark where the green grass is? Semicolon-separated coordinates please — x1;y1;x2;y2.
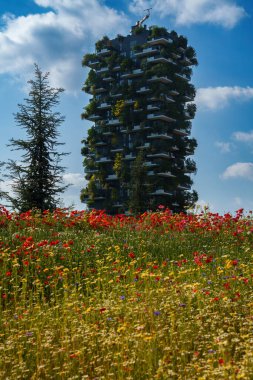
0;207;252;379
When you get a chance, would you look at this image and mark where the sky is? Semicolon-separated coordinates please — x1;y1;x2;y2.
0;0;252;214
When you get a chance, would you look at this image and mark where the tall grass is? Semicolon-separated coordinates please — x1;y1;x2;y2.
0;207;252;379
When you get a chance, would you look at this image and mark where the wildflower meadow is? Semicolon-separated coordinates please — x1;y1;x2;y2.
0;206;252;379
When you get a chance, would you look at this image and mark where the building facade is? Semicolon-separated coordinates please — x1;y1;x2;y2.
81;24;198;214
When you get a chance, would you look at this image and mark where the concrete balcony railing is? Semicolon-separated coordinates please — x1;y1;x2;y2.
173;128;189;136
93;87;107;94
147;152;172;159
157;172;176;178
136;86;151;94
97;48;112;56
147;37;173;46
134;47;160;57
147;133;173;140
96;67;109;74
86;114;101;121
147;104;160;111
150;189;173;196
97;102;111;109
106;174;118;180
147;75;172;84
121;69;143;79
95;157;112;163
147;56;175;65
175;73;190;81
106;118;121;126
147;113;176;123
178;184;191;190
124;154;136;160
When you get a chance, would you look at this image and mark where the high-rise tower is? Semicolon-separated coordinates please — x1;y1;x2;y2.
81;18;198;214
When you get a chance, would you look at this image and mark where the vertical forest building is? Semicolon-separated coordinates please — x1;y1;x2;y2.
81;18;198;214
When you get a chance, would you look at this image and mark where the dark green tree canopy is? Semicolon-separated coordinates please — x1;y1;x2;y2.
6;64;69;212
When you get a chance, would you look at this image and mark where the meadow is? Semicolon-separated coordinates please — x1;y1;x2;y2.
0;206;252;379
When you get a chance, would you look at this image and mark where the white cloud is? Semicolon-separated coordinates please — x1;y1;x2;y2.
221;162;253;181
0;0;129;92
63;172;84;187
215;141;232;153
233;130;253;143
196;86;253;110
129;0;246;28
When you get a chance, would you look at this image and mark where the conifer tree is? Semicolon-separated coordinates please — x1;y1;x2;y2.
6;64;68;212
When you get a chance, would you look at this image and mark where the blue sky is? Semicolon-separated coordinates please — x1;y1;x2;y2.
0;0;253;213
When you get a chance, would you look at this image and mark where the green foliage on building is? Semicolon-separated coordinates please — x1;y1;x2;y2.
81;26;198;214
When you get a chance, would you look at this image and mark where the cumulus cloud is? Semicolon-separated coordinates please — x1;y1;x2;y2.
63;172;84;187
221;162;253;181
233;130;253;143
215;141;232;153
0;0;129;91
129;0;246;28
196;86;253;110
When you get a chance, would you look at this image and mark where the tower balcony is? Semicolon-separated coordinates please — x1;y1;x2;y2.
147;152;173;159
136;142;150;149
147;37;173;46
147;133;173;140
157;172;176;178
110;92;123;98
147;113;176;122
106;174;118;180
86;114;101;121
112;65;121;71
111;147;124;153
106;118;121;126
94;87;107;94
169;89;180;96
102;131;113;136
147;75;172;84
147;56;175;65
171;145;179;151
184;95;194;102
96;67;109;74
144;161;158;167
147;104;160;111
134;47;160;57
147;170;155;176
173;128;189;136
136;86;151;94
121;68;143;79
95;141;107;146
175;73;190;81
103;76;114;82
125;99;135;105
86;60;100;68
95;157;112;164
150;189;173;196
96;48;112;56
165;95;175;103
97;102;111;109
85;168;98;174
124;154;136;160
178;184;191;190
113;203;124;208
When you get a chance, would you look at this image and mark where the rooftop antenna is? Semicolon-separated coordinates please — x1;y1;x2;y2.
133;8;152;29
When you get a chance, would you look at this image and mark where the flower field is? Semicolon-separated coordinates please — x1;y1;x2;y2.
0;206;252;379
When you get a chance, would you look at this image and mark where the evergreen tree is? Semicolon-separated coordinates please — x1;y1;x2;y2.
6;64;68;212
